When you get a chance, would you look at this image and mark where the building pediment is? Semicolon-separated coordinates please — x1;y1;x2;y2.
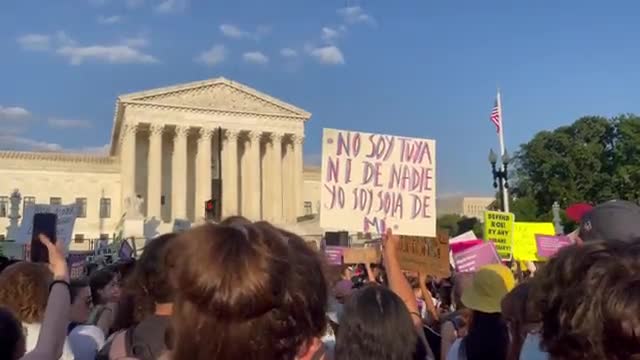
119;77;310;118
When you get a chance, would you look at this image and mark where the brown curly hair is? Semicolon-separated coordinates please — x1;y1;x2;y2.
530;240;640;360
167;218;328;360
0;262;52;324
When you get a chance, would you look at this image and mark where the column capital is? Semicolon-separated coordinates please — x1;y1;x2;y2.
246;130;262;143
149;123;164;136
198;127;215;141
291;134;305;145
269;132;285;142
225;129;240;141
122;123;140;135
174;125;190;138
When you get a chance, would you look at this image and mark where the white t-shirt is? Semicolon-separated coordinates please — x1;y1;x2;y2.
520;333;549;360
23;322;74;360
68;325;106;360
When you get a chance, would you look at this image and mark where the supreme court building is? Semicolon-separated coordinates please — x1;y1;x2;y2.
0;78;322;249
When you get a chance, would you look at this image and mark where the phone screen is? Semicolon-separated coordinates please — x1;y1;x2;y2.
31;213;57;263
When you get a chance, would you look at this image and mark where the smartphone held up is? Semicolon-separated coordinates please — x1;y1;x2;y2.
30;213;57;263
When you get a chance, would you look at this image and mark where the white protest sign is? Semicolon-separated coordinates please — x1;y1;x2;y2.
173;219;192;233
18;203;78;249
449;230;477;244
320;128;436;237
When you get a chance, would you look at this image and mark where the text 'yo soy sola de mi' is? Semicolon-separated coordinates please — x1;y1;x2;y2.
320;128;436;237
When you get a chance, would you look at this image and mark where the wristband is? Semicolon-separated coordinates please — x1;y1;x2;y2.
49;280;71;297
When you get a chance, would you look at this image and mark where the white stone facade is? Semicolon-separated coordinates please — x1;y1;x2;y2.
0;78;322;250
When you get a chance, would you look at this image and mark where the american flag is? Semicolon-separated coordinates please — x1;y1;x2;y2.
490;98;501;133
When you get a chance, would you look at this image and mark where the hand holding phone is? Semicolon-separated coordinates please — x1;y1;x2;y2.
31;213;57;263
38;234;68;282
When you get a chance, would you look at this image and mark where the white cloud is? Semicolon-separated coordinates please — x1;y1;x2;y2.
57;44;158;65
308;45;345;65
220;24;270;40
220;24;247;39
337;6;375;25
120;35;149;47
0;135;62;152
243;51;269;65
18;31;155;65
195;45;227;66
0;106;31;120
155;0;188;14
125;0;144;9
280;48;298;58
98;15;123;24
47;118;92;128
321;27;341;43
54;31;75;47
17;34;51;51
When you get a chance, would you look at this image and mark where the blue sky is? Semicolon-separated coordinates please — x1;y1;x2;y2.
2;0;640;196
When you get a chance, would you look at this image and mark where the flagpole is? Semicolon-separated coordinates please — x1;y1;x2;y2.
497;90;510;212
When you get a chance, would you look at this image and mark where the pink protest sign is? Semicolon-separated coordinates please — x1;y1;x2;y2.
453;241;502;273
324;246;345;266
535;234;572;258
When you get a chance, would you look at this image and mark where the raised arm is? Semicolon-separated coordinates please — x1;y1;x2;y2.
22;234;70;360
382;230;420;327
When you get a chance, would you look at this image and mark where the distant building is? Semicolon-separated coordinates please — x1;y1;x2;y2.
437;196;495;220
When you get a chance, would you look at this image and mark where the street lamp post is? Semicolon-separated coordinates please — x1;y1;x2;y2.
489;149;510;212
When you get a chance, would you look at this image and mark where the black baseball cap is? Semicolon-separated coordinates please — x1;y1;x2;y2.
579;200;640;243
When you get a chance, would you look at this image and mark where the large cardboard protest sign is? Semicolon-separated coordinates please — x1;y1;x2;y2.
453;241;502;272
398;232;450;278
342;247;381;264
18;203;78;249
484;211;515;260
513;222;555;261
320;128;436;237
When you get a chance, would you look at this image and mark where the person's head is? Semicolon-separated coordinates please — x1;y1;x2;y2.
168;218;328;360
89;268;120;306
0;262;51;324
577;200;640;243
531;240;640;359
336;286;425;360
70;278;93;324
135;233;177;305
333;279;353;304
501;282;535;360
451;272;474;310
460;264;515;360
0;307;25;360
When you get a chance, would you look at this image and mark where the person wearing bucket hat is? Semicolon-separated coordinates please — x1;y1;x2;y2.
446;264;515;360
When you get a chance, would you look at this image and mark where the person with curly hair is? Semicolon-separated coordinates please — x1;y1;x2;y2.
0;260;74;359
530;240;640;360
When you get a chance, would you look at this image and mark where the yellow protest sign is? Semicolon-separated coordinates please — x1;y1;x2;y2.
513;222;555;261
484;211;515;260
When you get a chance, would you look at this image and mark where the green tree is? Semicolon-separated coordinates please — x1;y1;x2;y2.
512;114;640;217
437;214;483;238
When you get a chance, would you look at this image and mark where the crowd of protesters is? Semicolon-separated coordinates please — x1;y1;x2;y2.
1;199;640;359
